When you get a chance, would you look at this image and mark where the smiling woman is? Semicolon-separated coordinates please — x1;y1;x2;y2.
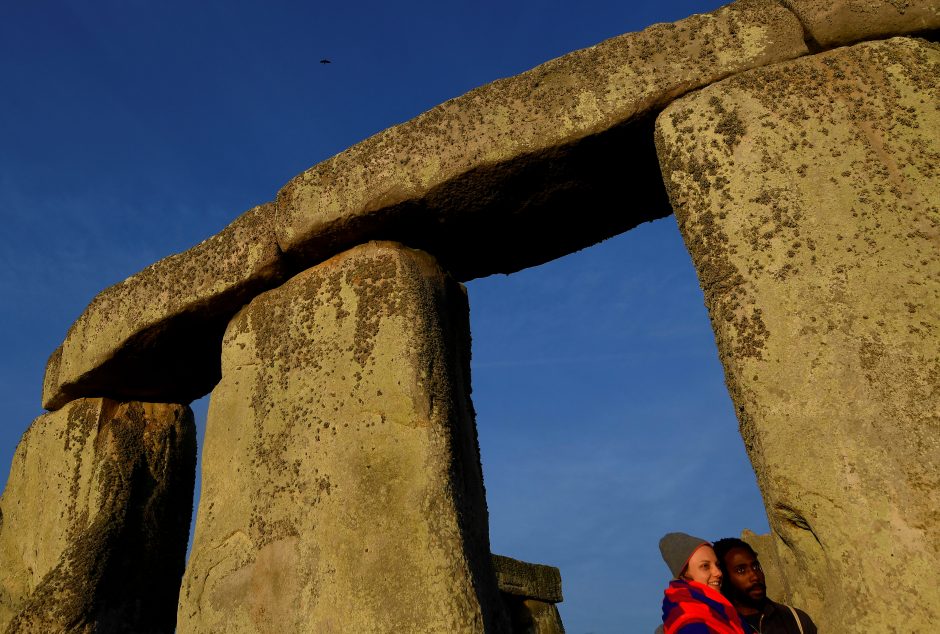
657;534;746;633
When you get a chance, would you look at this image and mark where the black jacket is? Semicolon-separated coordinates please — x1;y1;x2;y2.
741;598;816;634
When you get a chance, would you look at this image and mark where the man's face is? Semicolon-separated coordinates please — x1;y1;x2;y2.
722;547;766;607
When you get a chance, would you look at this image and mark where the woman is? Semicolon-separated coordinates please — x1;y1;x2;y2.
658;532;747;634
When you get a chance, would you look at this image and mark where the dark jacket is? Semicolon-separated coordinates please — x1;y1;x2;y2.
740;598;816;634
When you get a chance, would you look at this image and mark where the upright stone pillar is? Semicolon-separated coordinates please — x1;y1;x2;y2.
656;37;940;631
0;398;196;633
178;241;507;632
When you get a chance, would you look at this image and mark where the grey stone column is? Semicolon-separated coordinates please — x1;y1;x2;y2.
656;37;940;631
0;398;196;633
178;241;507;633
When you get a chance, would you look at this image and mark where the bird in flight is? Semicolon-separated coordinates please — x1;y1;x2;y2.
319;59;331;64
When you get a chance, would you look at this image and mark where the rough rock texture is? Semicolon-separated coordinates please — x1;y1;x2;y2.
493;555;564;634
275;0;808;282
492;554;563;604
656;37;940;632
178;241;507;633
43;202;287;411
0;398;196;633
781;0;940;49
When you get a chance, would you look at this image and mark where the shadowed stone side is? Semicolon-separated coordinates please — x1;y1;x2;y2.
178;241;507;633
0;398;196;633
657;37;940;631
276;0;808;281
42;202;288;411
502;598;565;634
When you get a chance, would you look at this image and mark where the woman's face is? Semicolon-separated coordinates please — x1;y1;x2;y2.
682;545;722;589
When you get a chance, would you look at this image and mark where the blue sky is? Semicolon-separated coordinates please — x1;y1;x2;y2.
0;1;770;631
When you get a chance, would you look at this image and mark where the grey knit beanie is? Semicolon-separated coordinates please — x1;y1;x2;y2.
659;532;710;579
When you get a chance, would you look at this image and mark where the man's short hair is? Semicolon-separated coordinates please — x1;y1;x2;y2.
712;537;757;569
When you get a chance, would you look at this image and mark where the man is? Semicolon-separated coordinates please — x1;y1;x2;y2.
712;538;817;634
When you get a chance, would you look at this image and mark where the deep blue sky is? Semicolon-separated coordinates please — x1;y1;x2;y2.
0;1;770;631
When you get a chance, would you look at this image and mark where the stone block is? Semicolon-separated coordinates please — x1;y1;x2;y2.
492;554;563;603
275;1;807;281
781;0;940;48
178;241;507;633
42;202;287;411
656;37;940;631
0;398;196;633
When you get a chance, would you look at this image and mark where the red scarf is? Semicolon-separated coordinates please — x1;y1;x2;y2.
662;579;747;634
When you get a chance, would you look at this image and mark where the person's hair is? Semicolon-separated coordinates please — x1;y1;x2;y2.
712;537;757;572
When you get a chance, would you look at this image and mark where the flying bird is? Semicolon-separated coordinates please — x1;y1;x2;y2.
319;59;331;64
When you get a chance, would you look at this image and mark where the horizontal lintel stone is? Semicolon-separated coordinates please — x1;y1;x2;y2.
41;0;938;410
275;0;809;281
42;202;288;411
492;554;563;603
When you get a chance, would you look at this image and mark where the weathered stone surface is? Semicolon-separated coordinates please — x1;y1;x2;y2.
275;1;807;282
42;202;288;411
492;554;563;603
178;241;507;633
0;398;196;633
781;0;940;49
656;37;940;631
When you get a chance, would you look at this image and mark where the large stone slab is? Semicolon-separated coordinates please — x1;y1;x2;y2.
275;0;808;282
781;0;940;49
42;202;288;411
178;241;507;633
656;37;940;631
0;398;196;633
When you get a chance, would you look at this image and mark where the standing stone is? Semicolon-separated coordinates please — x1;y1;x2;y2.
178;241;507;633
0;398;196;633
656;37;940;631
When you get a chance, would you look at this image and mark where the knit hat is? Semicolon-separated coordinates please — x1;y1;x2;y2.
659;532;710;579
